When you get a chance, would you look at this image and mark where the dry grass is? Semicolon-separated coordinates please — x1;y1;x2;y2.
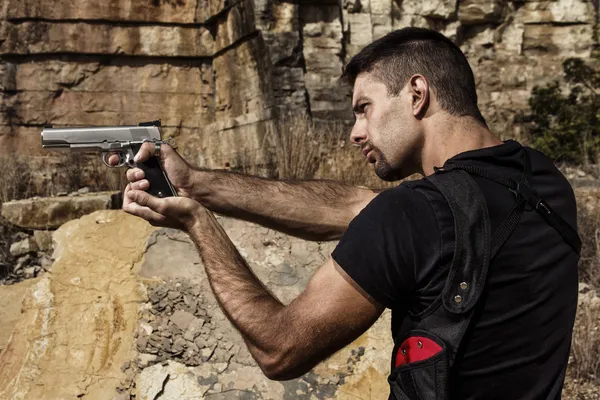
569;300;600;384
563;202;600;387
0;155;34;204
264;113;399;188
578;204;600;288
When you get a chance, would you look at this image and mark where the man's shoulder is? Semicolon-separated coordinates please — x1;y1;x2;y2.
365;179;446;221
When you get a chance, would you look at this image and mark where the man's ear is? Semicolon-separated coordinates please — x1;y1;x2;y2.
409;74;430;119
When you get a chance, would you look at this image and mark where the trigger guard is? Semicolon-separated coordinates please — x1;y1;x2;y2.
102;152;128;168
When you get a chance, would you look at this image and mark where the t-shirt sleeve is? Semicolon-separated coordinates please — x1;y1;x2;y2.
331;184;441;309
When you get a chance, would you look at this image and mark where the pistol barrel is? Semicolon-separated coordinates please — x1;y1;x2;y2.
41;125;162;151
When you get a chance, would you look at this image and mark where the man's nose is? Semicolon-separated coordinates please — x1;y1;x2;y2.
350;121;367;145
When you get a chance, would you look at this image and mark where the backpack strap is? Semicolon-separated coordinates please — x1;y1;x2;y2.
427;170;491;316
438;150;582;256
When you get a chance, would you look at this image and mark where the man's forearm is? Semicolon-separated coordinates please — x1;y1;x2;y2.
188;169;379;241
187;211;303;377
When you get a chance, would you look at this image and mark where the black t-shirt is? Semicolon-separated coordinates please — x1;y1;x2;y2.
332;140;579;399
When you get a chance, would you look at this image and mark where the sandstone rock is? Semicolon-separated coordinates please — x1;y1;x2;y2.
9;237;38;257
0;211;155;400
518;0;594;25
137;363;170;400
178;116;276;170
3;90;212;128
458;0;505;25
1;22;215;57
422;0;458;19
196;0;233;24
138;361;212;400
214;0;257;54
0;62;16;91
400;0;457;20
12;61;212;95
1;192;119;230
522;24;593;58
213;37;271;122
5;0;199;23
33;230;53;251
23;267;36;279
0;278;39;353
370;0;393;39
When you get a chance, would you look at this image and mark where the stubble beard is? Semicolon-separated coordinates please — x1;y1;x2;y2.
372;148;406;182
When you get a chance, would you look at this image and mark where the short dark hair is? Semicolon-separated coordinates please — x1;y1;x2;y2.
342;27;486;125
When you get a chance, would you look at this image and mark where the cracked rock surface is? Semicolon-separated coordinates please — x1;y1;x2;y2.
129;216;393;399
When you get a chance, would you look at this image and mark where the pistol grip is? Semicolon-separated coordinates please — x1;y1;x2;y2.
132;144;177;198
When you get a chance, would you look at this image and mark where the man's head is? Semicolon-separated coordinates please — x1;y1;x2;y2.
342;27;486;180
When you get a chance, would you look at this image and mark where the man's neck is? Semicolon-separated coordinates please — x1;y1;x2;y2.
419;115;503;176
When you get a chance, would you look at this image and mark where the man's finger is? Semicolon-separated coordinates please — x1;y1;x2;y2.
122;183;133;208
126;190;163;213
107;154;120;166
131;179;150;191
133;142;157;163
126;168;145;183
123;202;166;226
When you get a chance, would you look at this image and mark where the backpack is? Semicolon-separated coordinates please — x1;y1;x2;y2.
388;148;581;400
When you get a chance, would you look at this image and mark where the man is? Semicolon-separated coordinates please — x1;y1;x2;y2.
114;28;579;398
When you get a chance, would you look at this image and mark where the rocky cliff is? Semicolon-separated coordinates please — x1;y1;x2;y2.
1;0;598;187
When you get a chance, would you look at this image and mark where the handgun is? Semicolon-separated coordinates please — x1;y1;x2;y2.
41;120;177;198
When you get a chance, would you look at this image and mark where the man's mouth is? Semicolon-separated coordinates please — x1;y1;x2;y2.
362;147;376;163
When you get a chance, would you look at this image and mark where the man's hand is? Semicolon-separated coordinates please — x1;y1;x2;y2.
123;188;205;232
108;142;196;198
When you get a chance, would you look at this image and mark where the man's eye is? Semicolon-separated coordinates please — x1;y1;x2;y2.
360;103;369;113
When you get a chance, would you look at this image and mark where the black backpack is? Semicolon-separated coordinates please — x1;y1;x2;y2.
388;149;581;400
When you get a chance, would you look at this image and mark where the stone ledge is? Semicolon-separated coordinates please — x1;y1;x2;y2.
0;21;215;57
1;191;121;229
3;0;243;25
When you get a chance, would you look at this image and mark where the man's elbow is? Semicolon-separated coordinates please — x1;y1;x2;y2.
256;350;310;381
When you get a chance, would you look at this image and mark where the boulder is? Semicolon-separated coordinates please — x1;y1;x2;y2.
9;237;38;257
0;211;155;400
32;231;53;251
1;192;120;230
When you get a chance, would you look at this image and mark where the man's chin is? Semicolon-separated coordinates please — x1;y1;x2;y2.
374;162;405;182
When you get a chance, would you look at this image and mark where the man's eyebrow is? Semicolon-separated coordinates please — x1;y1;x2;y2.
352;96;371;113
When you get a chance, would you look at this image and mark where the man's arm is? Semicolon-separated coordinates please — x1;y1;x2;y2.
118;143;382;241
190;170;382;241
186;208;384;379
123;187;385;379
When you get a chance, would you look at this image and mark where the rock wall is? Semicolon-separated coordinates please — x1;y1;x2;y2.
0;0;598;182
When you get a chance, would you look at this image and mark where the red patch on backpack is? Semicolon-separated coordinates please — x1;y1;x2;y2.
395;336;443;367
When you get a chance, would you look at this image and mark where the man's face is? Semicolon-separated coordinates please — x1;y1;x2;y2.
350;72;423;181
